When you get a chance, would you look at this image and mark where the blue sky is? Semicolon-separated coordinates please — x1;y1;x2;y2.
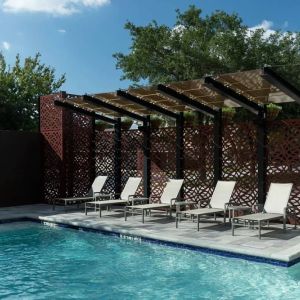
0;0;299;94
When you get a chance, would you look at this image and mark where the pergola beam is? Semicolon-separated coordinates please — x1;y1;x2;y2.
204;77;263;115
54;99;117;124
261;67;300;104
117;90;179;119
157;84;218;117
84;95;146;122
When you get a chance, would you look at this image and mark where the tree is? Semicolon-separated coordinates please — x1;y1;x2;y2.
0;53;65;131
114;5;300;86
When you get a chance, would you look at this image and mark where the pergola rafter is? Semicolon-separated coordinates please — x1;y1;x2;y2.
55;99;117;124
261;67;300;104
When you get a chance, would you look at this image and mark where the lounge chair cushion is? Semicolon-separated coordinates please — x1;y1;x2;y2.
264;183;293;214
210;181;236;209
92;176;108;193
120;177;142;200
160;179;184;204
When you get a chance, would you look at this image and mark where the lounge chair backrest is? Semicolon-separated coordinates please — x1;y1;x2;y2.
92;176;108;193
120;177;142;200
160;179;184;204
210;181;236;209
264;183;293;214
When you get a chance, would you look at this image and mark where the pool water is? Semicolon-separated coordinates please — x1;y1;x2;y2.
0;222;299;300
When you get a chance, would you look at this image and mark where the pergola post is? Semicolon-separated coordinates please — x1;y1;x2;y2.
114;118;122;196
205;76;267;204
143;116;151;197
176;112;184;179
257;107;267;205
213;109;222;185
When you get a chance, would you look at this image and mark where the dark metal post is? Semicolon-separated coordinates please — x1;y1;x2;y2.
143;116;151;197
176;112;184;179
213;109;222;185
257;107;267;204
114;118;122;196
91;117;96;181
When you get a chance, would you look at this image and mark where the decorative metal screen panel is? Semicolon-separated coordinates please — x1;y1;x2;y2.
65;112;94;197
267;119;300;221
121;129;144;194
40;93;94;201
184;125;214;205
95;130;115;194
150;128;177;200
222;121;258;206
40;93;66;201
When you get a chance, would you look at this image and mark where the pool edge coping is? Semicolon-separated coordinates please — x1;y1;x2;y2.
1;216;299;268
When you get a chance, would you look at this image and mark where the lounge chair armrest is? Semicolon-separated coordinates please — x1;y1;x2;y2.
127;194;141;200
170;198;185;206
252;203;264;213
132;197;149;205
175;200;197;206
94;192;112;199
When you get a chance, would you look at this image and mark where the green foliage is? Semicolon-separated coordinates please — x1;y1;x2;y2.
222;107;236;121
266;103;282;111
150;114;164;128
0;53;65;131
184;111;197;125
114;5;300;86
121;117;133;129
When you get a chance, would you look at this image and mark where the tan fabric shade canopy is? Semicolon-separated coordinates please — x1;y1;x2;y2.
55;67;297;120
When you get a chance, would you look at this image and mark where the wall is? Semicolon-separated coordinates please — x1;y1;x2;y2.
0;130;42;207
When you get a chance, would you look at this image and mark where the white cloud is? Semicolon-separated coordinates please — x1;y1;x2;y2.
1;0;111;16
248;20;296;40
248;20;275;39
2;41;11;50
58;29;67;33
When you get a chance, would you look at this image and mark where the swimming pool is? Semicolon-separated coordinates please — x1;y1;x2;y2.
0;222;299;299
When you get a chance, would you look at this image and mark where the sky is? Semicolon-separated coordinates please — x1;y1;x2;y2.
0;0;299;94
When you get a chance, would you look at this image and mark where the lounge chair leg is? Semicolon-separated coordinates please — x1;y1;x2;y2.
176;213;178;228
169;208;172;218
124;207;127;221
214;213;216;221
283;217;286;230
142;209;145;223
99;205;102;218
197;215;200;231
232;220;235;236
258;221;261;239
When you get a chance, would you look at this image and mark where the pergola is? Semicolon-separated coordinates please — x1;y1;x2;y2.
55;66;300;203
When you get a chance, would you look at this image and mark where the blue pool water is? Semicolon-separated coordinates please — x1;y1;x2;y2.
0;222;299;300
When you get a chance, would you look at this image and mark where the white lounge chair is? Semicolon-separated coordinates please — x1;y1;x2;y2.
175;180;236;231
85;177;142;217
52;175;108;210
124;179;184;223
232;183;293;239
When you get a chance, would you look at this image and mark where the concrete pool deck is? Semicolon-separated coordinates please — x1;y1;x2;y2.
0;204;299;266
